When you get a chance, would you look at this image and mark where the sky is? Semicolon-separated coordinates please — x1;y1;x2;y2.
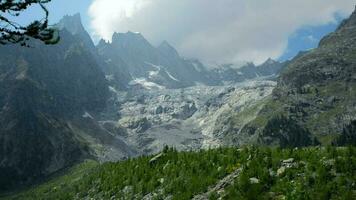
279;15;345;62
13;0;356;65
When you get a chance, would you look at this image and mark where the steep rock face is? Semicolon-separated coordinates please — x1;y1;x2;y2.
58;14;131;90
0;17;114;190
156;42;220;86
97;39;135;90
57;13;96;51
0;77;88;188
238;7;356;146
109;32;158;78
0;30;109;116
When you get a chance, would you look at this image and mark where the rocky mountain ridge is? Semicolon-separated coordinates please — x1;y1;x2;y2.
212;59;287;84
97;30;285;90
228;6;356;147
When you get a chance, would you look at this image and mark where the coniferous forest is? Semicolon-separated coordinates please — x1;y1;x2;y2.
5;146;355;200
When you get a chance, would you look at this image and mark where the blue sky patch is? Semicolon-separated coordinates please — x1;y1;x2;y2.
279;14;344;61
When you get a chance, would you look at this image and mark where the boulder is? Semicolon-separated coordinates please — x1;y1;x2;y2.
277;166;286;177
172;101;197;119
249;177;260;184
282;158;294;164
155;105;164;115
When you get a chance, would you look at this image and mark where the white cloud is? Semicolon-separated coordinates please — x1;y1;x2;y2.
88;0;355;64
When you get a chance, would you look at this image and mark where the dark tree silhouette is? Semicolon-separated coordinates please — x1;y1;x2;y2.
261;115;319;148
0;0;59;46
333;120;356;146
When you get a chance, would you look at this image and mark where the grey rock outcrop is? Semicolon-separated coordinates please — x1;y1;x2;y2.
172;101;198;120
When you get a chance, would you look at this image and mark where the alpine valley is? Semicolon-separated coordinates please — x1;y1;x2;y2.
0;6;356;200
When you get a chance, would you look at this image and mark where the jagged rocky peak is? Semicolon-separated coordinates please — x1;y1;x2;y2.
158;40;180;57
158;40;174;49
337;5;356;30
110;31;155;51
97;39;108;48
112;31;146;43
57;13;96;49
262;58;279;66
319;6;356;47
57;13;85;35
244;62;256;68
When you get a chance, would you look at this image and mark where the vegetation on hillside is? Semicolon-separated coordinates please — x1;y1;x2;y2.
224;146;355;200
4;146;355;200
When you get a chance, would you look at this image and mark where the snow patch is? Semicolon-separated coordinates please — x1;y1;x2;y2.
145;62;180;82
129;78;165;90
145;62;161;70
105;74;115;81
165;70;180;82
82;112;94;119
146;62;161;79
109;86;120;95
148;70;159;78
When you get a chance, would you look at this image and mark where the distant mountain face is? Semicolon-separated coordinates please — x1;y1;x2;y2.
0;16;134;191
97;31;221;89
227;7;356;147
211;59;287;83
97;31;285;90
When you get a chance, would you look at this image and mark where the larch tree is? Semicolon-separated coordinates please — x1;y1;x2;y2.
0;0;59;46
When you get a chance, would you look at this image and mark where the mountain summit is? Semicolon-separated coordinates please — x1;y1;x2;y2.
57;13;84;35
158;40;180;59
57;13;95;49
112;31;151;49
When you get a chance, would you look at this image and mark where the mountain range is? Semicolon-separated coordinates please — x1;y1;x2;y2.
0;6;355;194
97;30;284;90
